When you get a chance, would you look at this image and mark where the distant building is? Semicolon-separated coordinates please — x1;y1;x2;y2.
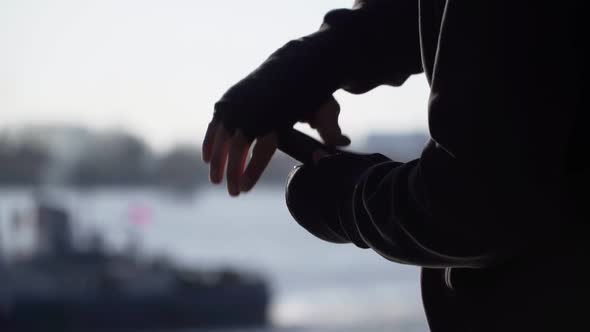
1;125;94;185
2;125;91;155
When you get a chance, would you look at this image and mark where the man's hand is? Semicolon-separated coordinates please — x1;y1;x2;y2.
285;150;393;246
202;97;350;196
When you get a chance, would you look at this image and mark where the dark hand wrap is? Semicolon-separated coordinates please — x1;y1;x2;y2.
213;0;422;141
285;152;395;247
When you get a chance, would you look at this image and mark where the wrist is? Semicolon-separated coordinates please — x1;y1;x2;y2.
214;28;346;140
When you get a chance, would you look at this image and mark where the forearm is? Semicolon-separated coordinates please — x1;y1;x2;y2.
323;0;423;93
214;0;423;139
214;29;347;139
348;151;498;268
332;1;580;268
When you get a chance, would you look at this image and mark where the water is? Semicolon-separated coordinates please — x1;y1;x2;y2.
0;187;429;332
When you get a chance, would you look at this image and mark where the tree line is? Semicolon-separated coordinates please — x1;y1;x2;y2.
0;128;295;191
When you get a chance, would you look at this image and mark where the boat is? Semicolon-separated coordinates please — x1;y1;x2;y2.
0;197;271;331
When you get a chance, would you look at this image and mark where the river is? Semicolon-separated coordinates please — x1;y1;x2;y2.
0;186;428;332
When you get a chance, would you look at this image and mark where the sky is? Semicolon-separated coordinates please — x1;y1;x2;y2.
0;0;430;150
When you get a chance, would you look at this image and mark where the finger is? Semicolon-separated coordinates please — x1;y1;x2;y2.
309;96;339;129
226;131;250;196
317;122;350;147
202;120;218;163
313;97;350;146
316;116;350;147
209;125;231;184
240;133;277;192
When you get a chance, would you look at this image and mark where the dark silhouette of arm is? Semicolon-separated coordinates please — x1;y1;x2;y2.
312;1;581;268
322;0;423;93
214;0;422;140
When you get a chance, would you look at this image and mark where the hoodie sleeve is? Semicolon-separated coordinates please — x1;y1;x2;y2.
214;0;422;140
322;0;423;93
339;1;581;268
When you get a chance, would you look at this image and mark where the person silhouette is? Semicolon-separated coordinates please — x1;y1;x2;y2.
202;1;586;331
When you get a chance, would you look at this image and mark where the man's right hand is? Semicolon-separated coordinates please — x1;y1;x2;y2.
200;0;422;197
202;97;350;197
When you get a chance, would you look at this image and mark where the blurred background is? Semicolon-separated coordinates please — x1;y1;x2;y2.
1;0;431;331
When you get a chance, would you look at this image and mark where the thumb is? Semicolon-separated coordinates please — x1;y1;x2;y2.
314;97;351;147
317;121;350;147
